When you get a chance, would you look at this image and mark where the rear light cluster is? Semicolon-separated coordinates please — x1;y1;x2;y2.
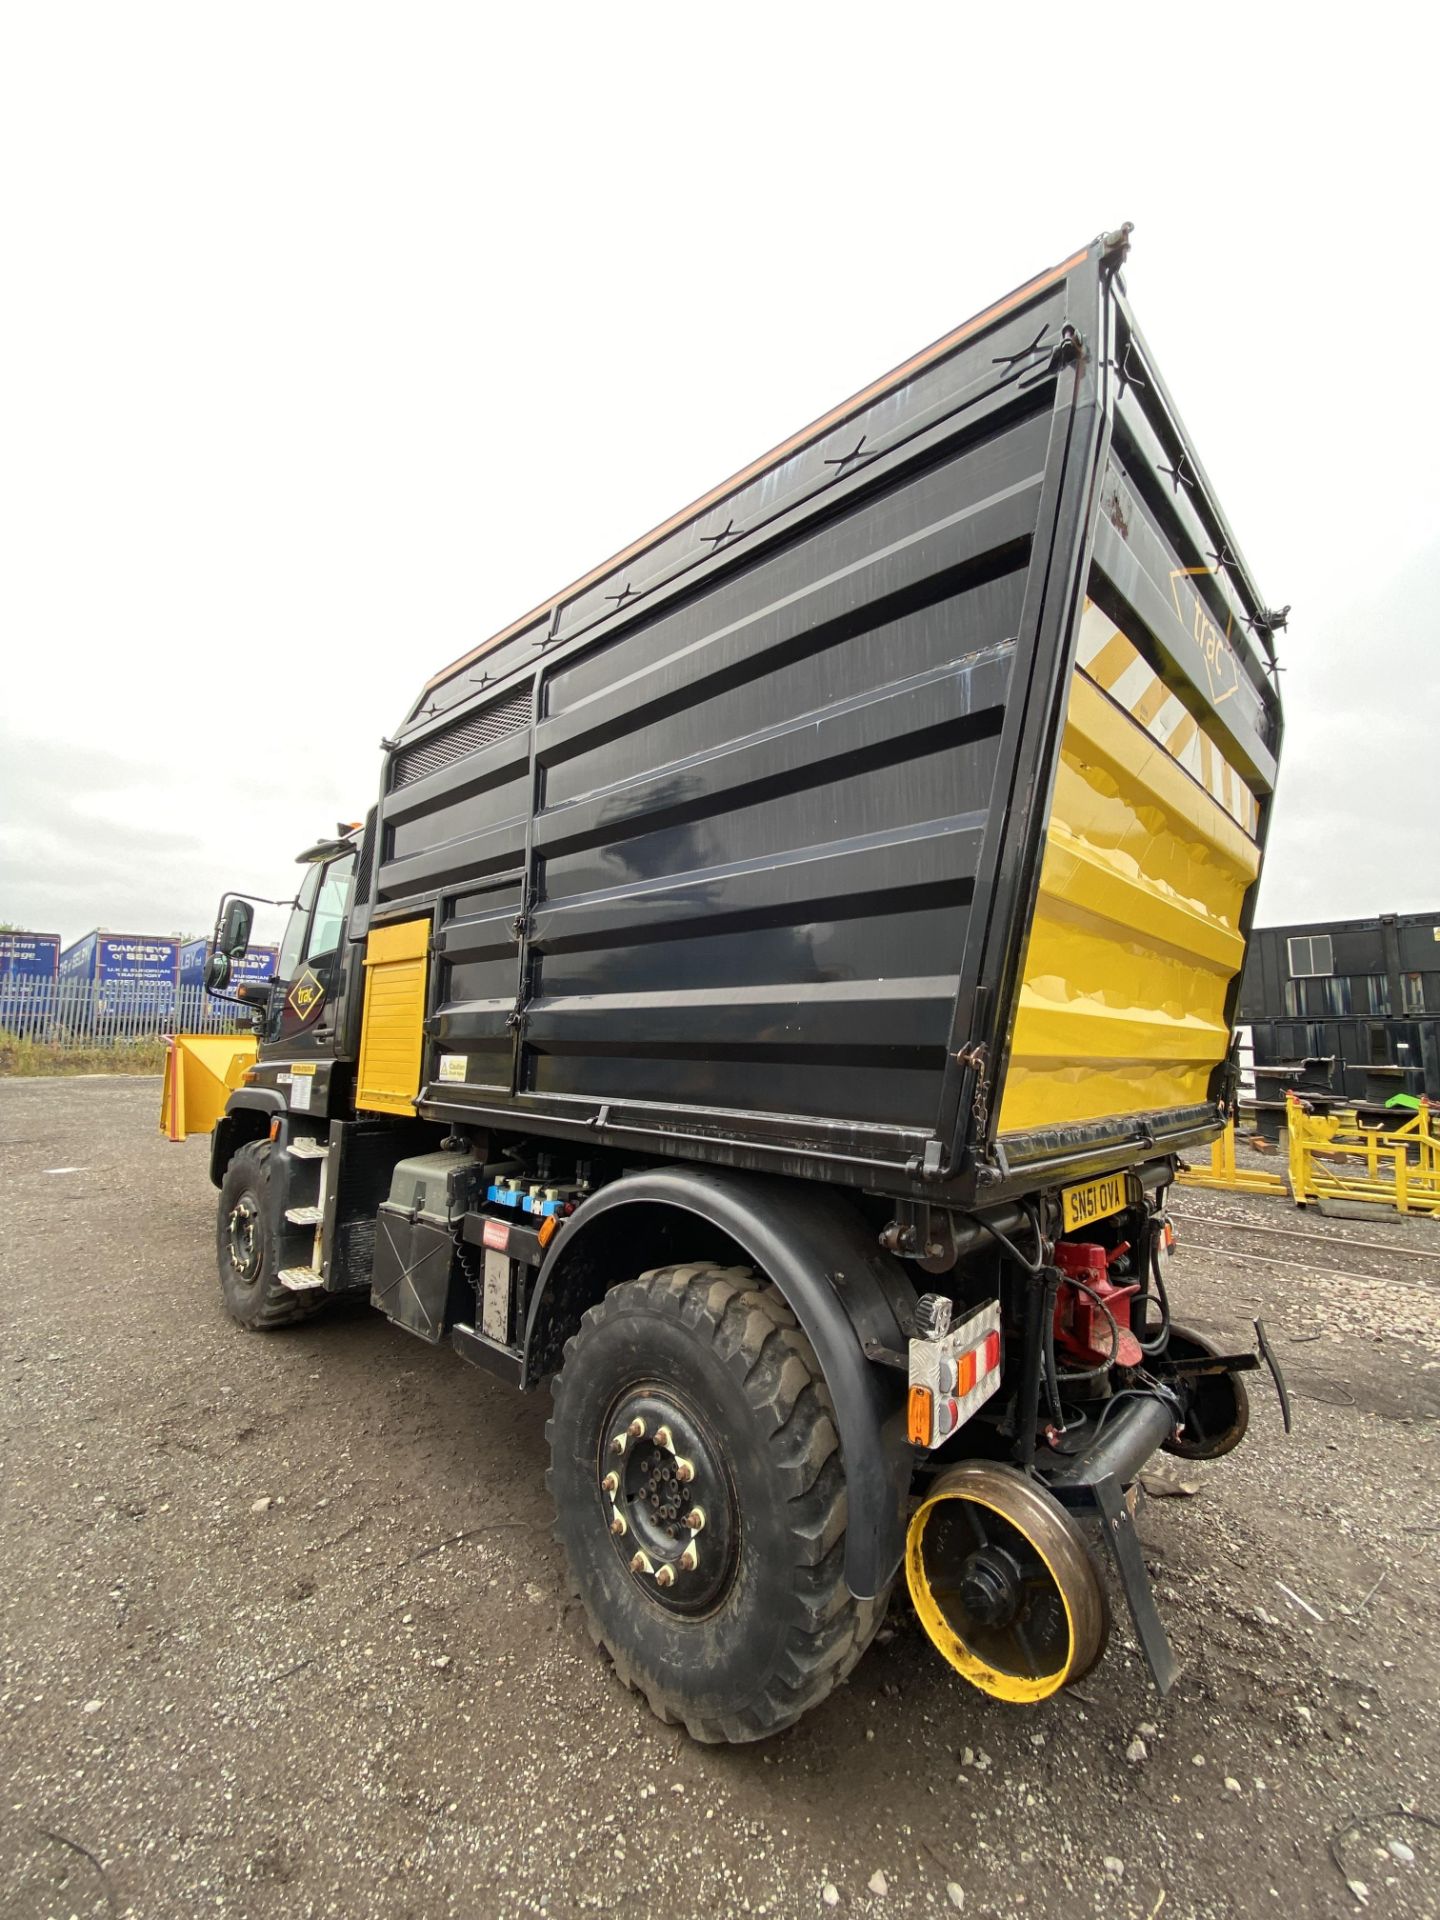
907;1307;1002;1450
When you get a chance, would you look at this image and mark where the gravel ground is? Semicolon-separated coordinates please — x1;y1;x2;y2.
2;1077;1437;1920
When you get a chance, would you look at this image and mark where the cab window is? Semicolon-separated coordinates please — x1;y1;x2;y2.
307;855;355;968
277;865;322;980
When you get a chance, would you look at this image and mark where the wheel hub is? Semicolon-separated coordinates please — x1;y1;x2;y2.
601;1388;737;1613
957;1547;1024;1628
227;1196;261;1282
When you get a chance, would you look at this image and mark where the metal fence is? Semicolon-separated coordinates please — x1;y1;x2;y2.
0;982;260;1048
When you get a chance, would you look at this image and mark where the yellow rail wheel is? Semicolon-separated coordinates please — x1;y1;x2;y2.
906;1463;1109;1702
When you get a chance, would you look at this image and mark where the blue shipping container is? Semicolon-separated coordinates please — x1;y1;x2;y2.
58;931;180;1016
178;939;279;990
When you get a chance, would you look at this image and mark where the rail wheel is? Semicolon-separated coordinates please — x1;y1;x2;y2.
1161;1325;1251;1460
905;1463;1109;1702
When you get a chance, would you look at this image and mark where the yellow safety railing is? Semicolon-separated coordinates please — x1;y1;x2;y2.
1286;1095;1440;1217
1177;1121;1289;1196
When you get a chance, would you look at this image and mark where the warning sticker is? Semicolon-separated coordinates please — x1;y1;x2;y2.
438;1054;467;1084
290;1074;313;1112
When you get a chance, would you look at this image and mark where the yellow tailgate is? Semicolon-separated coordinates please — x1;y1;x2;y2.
998;602;1260;1137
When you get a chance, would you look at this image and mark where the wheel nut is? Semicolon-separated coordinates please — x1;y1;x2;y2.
684;1507;705;1532
653;1424;673;1451
680;1541;699;1572
627;1417;647;1440
601;1472;619;1495
655;1564;676;1588
629;1551;653;1575
610;1511;627;1536
611;1433;628;1456
674;1458;695;1484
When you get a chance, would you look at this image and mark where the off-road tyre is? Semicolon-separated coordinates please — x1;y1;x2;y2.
217;1140;324;1331
547;1263;890;1743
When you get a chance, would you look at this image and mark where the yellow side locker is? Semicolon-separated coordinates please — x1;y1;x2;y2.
355;919;431;1116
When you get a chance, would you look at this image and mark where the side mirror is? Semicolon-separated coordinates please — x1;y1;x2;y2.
218;897;253;958
205;950;232;991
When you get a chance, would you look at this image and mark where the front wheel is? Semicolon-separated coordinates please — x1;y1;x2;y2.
547;1264;888;1743
216;1141;324;1330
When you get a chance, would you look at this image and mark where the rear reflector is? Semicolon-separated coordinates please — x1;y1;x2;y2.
907;1299;1003;1451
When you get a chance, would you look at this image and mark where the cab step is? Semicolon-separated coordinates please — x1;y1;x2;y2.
287;1138;327;1160
278;1265;325;1291
285;1205;324;1226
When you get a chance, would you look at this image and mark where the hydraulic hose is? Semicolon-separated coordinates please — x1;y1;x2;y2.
1134;1219;1173;1357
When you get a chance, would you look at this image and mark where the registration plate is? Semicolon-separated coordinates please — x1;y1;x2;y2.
1060;1171;1128;1234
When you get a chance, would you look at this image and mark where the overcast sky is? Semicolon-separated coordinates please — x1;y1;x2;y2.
2;6;1437;952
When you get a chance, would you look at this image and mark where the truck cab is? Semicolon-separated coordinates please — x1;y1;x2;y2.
239;838;360;1107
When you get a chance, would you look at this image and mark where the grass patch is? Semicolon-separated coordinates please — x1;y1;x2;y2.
0;1031;169;1076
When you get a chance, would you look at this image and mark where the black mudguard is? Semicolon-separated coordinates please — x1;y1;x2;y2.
523;1168;919;1601
209;1090;286;1187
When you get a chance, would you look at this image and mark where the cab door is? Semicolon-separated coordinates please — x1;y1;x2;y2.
268;853;357;1073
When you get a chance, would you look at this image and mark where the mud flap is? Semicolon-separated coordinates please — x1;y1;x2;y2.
1054;1474;1180;1695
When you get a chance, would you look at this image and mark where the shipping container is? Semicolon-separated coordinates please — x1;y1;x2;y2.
58;931;180;1017
1238;909;1440;1027
1236;909;1440;1107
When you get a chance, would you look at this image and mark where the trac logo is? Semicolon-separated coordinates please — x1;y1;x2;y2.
287;969;325;1020
1170;567;1239;707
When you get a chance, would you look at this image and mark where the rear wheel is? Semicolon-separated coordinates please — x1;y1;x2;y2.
547;1263;889;1743
217;1141;324;1330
